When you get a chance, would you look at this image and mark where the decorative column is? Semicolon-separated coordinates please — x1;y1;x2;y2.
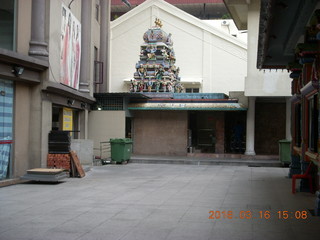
79;0;91;93
245;97;256;155
99;0;110;93
28;0;48;60
286;97;292;140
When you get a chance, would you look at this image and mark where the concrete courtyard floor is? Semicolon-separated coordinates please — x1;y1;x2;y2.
0;163;319;240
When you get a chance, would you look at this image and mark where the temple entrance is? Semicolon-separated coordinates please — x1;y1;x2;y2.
224;112;246;153
188;111;246;154
188;111;223;153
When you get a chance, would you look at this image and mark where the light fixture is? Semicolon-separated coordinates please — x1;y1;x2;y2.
97;107;102;111
12;66;24;77
67;99;75;106
81;102;86;109
122;0;131;8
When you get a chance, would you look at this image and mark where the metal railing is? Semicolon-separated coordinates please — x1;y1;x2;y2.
93;141;111;165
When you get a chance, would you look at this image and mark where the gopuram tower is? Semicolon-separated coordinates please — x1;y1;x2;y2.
130;19;184;93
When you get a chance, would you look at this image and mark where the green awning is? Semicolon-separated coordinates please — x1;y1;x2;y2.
128;102;247;111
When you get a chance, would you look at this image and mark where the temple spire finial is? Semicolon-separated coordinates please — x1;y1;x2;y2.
155;18;162;28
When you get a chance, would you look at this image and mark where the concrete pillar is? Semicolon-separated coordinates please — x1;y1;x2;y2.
99;0;110;93
80;109;88;139
40;100;52;168
245;97;256;155
215;113;225;153
79;0;91;93
29;0;48;59
286;97;292;141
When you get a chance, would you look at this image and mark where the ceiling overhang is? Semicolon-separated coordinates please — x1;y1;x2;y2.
112;0;228;19
257;0;318;69
223;0;249;30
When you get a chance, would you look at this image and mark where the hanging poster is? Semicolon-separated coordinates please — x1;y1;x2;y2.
60;4;81;90
62;107;73;132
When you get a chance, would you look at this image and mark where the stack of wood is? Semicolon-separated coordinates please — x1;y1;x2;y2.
70;151;85;178
48;131;70;153
47;154;71;170
47;131;85;178
47;151;85;178
21;168;69;182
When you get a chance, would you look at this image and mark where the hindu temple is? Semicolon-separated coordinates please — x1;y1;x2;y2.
130;19;184;93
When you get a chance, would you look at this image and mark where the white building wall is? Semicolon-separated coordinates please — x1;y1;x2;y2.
245;0;291;97
110;0;247;95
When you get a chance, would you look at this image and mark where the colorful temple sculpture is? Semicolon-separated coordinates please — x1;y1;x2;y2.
130;19;184;93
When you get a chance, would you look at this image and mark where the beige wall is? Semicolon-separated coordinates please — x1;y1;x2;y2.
88;111;126;157
16;0;32;54
13;83;31;177
133;111;188;156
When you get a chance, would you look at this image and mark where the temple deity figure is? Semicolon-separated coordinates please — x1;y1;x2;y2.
161;47;168;59
140;49;145;57
155;65;164;80
166;33;173;46
176;67;180;77
147;79;153;92
139;81;144;92
146;46;156;59
162;81;167;92
167;81;173;92
155;80;161;92
138;65;146;80
132;80;138;92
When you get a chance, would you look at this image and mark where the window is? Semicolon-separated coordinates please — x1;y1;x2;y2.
308;94;318;152
0;0;15;50
186;88;200;93
95;96;124;110
93;46;103;92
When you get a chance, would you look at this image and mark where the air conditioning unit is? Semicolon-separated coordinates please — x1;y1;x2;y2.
221;20;230;26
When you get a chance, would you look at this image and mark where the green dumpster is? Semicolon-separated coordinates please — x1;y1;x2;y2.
110;138;133;163
279;140;291;166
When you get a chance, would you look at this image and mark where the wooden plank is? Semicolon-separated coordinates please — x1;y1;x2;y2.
70;158;76;177
70;151;85;178
27;168;64;174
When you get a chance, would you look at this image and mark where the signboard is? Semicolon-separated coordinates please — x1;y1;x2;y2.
62;108;73;131
60;4;81;89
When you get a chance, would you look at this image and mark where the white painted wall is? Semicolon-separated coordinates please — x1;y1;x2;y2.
203;20;247;43
245;1;291;97
110;0;247;94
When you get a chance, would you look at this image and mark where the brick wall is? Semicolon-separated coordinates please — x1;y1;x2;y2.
255;102;286;154
47;154;71;170
133;111;188;156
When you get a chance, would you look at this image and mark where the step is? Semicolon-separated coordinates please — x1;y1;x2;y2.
130;155;282;167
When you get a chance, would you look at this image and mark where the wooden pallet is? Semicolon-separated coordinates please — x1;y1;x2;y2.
70;151;85;178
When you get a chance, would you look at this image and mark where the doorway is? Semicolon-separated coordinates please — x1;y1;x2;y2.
52;105;80;139
188;112;221;153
